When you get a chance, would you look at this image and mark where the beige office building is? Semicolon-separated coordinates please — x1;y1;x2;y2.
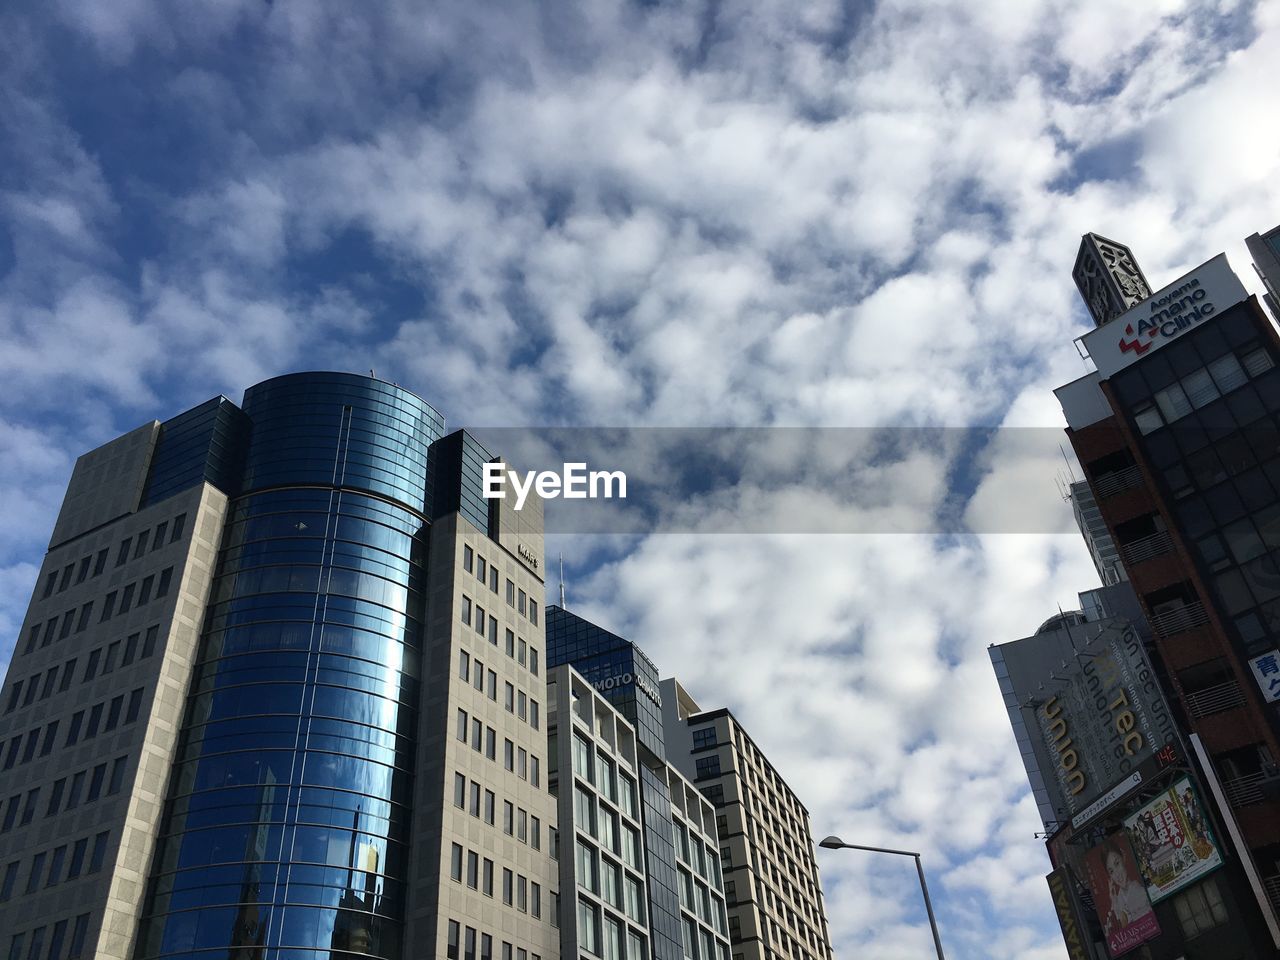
662;681;833;960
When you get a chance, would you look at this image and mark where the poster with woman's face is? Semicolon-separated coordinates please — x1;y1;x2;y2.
1083;835;1160;956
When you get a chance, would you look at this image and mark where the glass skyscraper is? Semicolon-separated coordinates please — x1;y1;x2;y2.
0;373;557;960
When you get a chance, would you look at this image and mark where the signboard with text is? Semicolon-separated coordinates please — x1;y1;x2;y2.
1081;254;1248;378
1123;776;1223;903
1083;835;1160;956
1249;649;1280;703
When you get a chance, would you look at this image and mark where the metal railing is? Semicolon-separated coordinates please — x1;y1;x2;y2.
1149;602;1210;637
1185;679;1247;719
1121;530;1174;565
1263;874;1280;915
1223;771;1267;808
1094;465;1144;499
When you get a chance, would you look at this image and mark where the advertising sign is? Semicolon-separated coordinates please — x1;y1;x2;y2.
1248;650;1280;703
1046;867;1098;960
1081;254;1248;378
1035;620;1180;817
1123;776;1223;903
1083;835;1160;956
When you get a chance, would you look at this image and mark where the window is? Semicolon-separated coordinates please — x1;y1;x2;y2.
461;596;472;626
40;723;58;757
457;709;468;741
0;862;16;902
68;914;89;960
473;660;484;692
506;579;515;605
108;757;127;794
137;575;153;606
502;868;514;905
530;648;539;675
92;549;107;576
517;639;526;666
504;801;514;835
692;727;717;749
477;556;486;583
155;568;172;598
26;852;46;893
153;521;168;547
518;589;526;615
46;779;65;817
454;773;466;808
47;921;67;960
475;606;486;635
75;556;91;584
695;756;722;779
126;688;144;723
488;617;497;645
529;600;538;625
58;564;74;591
142;625;159;658
450;843;463;881
134;531;149;558
116;538;131;567
487;670;497;701
624;875;645;923
483;858;493;897
88;832;109;872
485;727;496;760
448;920;460;960
466;850;479;888
122;634;138;666
484;790;495;824
170;514;186;542
1174;877;1229;937
41;571;57;599
489;567;498;594
504;739;514;771
517;748;527;779
469;782;481;817
103;642;120;674
119;583;135;613
46;845;66;887
505;629;515;657
464;545;474;572
459;650;470;682
66;839;87;879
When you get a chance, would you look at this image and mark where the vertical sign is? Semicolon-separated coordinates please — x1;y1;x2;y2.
1249;650;1280;703
1046;867;1098;960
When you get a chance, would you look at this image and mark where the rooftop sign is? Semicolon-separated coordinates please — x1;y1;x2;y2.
1079;254;1247;379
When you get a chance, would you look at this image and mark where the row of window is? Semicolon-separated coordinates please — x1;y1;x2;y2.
455;708;542;786
451;772;544;849
447;843;545;918
7;625;160;715
574;835;647;923
0;756;128;835
37;512;186;604
20;568;173;658
3;914;91;960
577;898;649;960
443;919;545;960
1133;346;1273;434
457;650;541;729
570;732;639;819
459;598;542;677
573;785;643;871
1;688;144;774
0;831;110;903
461;545;540;627
672;818;720;887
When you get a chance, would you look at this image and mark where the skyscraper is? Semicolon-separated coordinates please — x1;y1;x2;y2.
0;373;556;960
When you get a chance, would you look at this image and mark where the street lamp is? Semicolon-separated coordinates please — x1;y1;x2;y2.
818;835;946;960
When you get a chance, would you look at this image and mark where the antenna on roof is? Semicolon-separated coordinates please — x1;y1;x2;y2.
559;553;566;608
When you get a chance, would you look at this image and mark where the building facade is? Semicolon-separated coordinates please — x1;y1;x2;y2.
662;681;832;960
1037;234;1280;957
0;373;557;960
1245;225;1280;324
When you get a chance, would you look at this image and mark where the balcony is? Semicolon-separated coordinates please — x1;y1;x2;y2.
1185;679;1247;719
1094;465;1144;499
1222;771;1267;808
1149;602;1210;638
1264;874;1280;915
1121;530;1174;566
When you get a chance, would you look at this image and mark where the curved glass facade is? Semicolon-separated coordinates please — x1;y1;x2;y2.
134;374;443;960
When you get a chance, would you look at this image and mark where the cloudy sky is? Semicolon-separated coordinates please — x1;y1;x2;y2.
2;1;1279;957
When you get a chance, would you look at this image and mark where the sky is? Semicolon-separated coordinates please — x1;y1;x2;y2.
2;1;1279;957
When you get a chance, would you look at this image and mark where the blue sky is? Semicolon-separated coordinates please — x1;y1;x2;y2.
2;1;1280;957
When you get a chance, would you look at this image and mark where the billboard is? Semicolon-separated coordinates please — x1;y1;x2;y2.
1123;776;1223;903
1080;254;1248;378
1034;618;1179;817
1083;835;1160;956
1046;867;1099;960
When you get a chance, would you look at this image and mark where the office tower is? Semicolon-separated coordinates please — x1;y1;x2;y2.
545;606;686;960
1051;235;1280;952
662;681;833;960
1245;225;1280;324
546;665;731;960
544;608;832;960
0;373;557;960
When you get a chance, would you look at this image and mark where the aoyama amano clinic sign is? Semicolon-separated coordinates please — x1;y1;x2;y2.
1081;254;1248;379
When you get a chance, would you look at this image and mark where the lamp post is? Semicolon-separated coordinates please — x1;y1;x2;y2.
818;835;946;960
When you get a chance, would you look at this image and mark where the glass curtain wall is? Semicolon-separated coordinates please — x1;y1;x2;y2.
133;374;443;960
